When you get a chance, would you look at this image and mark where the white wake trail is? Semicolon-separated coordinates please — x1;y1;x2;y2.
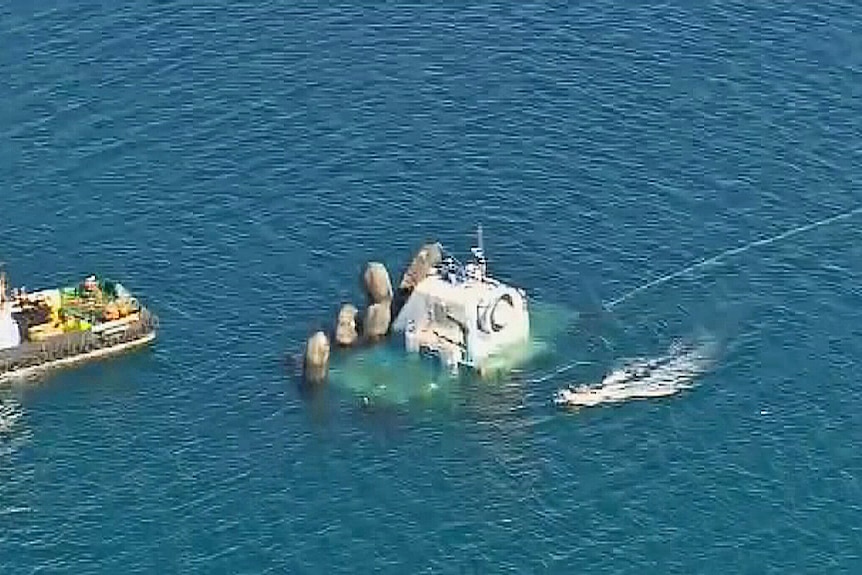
553;337;717;409
605;205;862;310
532;206;862;392
0;397;28;458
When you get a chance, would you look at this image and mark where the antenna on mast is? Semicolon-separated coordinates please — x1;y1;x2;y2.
471;223;487;278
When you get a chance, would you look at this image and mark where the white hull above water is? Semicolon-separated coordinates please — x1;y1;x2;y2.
392;226;530;372
553;340;715;409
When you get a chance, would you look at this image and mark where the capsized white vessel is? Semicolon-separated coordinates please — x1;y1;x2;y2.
391;226;530;371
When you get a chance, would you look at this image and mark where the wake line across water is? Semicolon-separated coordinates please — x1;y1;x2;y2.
528;205;862;387
604;205;862;310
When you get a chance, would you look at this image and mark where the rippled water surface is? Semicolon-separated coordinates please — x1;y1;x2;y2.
2;2;861;573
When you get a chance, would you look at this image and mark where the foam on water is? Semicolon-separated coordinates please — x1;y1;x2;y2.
554;335;718;409
0;399;22;435
0;395;29;458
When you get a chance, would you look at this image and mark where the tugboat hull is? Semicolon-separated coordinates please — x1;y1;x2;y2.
0;331;156;382
0;272;158;383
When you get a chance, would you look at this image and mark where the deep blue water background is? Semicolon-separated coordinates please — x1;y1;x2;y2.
2;2;861;573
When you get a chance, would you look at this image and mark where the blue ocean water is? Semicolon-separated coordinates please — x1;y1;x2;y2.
1;1;861;572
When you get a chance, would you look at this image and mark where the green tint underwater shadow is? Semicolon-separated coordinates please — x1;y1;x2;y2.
327;300;580;407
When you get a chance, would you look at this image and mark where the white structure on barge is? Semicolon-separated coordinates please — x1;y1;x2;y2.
391;227;530;371
0;273;21;351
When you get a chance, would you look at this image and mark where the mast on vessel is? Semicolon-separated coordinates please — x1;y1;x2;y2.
471;224;487;279
0;264;7;306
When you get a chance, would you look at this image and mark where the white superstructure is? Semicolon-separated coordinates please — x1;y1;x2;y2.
0;271;21;351
391;228;530;371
